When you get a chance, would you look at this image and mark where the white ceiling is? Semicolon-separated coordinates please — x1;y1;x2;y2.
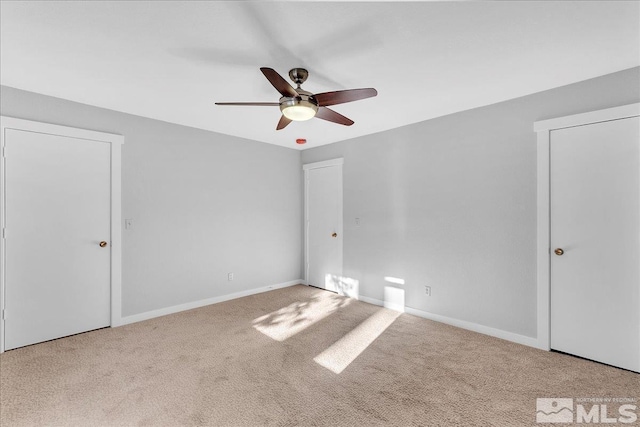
1;1;638;150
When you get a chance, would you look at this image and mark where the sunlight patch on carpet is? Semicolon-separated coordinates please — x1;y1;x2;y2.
314;308;400;374
252;291;351;341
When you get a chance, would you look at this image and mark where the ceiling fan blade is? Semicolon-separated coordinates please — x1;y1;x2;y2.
315;107;354;126
276;115;292;130
215;102;279;106
314;88;377;107
260;67;299;98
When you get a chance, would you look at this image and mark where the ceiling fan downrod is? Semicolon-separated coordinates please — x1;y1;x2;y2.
288;68;309;88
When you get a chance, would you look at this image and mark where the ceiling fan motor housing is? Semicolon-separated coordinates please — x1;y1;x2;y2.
289;68;309;86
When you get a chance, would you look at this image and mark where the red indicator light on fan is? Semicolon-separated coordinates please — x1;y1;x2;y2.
296;138;307;145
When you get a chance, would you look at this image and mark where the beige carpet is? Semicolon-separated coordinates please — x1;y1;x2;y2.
1;285;638;426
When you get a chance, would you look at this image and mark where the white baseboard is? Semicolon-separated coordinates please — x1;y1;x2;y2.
357;295;379;306
118;280;303;326
358;295;404;313
358;295;539;349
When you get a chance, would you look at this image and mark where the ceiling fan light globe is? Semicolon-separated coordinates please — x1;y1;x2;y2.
280;98;318;121
282;105;315;121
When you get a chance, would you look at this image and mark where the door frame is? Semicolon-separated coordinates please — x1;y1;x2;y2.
533;103;640;351
303;158;344;287
0;116;124;353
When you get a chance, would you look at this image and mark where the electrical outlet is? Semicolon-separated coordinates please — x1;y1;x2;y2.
425;286;431;296
228;273;234;281
355;217;361;226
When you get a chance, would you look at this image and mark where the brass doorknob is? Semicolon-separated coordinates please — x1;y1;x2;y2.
554;248;564;256
331;233;337;238
99;241;108;248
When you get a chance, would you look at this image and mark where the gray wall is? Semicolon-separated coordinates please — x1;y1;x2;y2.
3;66;638;337
302;67;640;338
1;86;303;317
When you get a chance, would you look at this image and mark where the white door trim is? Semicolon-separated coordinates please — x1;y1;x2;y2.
0;116;124;353
303;158;344;286
533;103;640;351
302;158;344;171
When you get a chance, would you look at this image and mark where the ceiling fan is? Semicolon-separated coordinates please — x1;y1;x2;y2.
216;67;378;130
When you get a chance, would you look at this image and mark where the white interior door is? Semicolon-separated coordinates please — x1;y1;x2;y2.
3;129;111;350
550;116;639;372
306;162;343;292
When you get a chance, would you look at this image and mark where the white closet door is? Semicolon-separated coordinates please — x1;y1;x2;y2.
306;164;343;292
550;116;639;372
4;129;111;350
